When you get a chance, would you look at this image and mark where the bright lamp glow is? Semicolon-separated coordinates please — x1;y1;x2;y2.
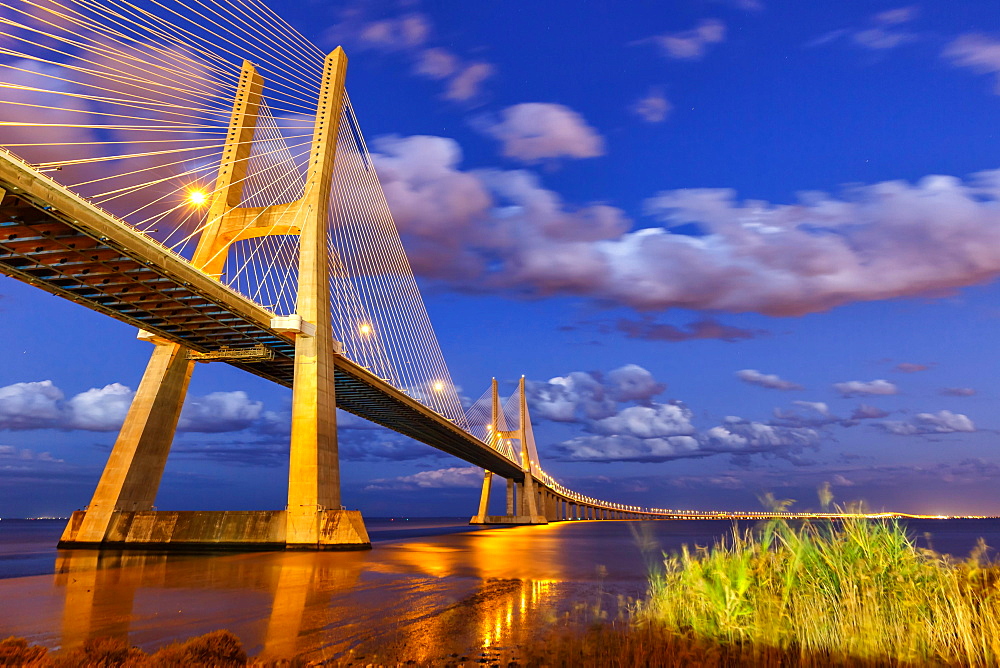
188;189;208;206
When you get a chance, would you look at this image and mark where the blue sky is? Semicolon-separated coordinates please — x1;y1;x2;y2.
4;0;1000;517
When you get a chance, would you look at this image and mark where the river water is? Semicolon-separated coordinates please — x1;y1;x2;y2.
1;517;998;663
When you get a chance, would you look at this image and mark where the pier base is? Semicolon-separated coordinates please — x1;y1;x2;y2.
58;509;370;551
469;514;548;526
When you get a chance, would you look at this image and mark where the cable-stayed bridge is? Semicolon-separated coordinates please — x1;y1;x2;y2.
0;0;680;550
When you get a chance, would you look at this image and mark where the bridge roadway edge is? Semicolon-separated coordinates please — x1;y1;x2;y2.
0;150;538;549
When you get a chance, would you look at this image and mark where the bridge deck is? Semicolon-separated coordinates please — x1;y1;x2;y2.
0;150;523;481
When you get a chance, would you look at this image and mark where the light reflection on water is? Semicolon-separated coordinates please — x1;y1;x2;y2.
1;517;999;662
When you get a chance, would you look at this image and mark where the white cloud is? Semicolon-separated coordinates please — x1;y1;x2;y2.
365;466;482;490
944;34;1000;93
178;391;263;433
874;7;918;25
736;369;803;391
0;444;62;463
880;410;975;435
591;403;695;439
414;47;458;79
556;434;700;462
0;380;267;434
525;364;665;424
0;381;64;430
647;20;726;60
703;417;818;453
632;88;672;123
833;379;898;397
324;11;494;103
357;13;430;51
808;8;916;52
852;28;914;50
606;364;666;402
444;62;494;102
483;103;604;163
556;416;818;463
66;383;133;431
527;371;616;422
377;138;1000;317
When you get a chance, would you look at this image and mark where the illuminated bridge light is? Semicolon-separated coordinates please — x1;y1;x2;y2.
188;188;208;206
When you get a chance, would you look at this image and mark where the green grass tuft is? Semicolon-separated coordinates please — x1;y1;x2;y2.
637;511;1000;664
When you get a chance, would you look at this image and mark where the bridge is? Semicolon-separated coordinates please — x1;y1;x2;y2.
0;0;682;550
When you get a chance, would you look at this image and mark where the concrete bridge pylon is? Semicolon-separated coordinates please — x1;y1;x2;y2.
470;377;548;526
59;49;370;552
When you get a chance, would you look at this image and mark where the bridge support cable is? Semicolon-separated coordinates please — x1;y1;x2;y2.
470;377;546;526
325;95;468;427
0;0;329;258
57;49;370;551
0;0;695;539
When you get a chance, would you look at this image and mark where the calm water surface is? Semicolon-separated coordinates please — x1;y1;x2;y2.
1;517;998;662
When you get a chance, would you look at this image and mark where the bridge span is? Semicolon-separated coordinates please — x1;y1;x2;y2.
0;38;684;551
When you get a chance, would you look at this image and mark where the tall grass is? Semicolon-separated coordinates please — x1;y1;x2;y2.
637;508;1000;665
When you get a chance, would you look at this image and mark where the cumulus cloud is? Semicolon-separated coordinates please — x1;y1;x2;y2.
376;136;1000;317
944;34;1000;93
481;103;604;163
941;387;976;397
526;364;664;423
833;379;898;397
531;364;820;464
0;380;269;434
591;403;695;439
617;317;764;342
527;371;617;422
703;417;819;457
736;369;803;391
644;19;726;60
772;401;891;429
177;391;263;433
554;434;701;462
0;380;64;430
365;466;482;490
606;364;666;402
772;401;838;428
631;88;672;123
66;383;133;431
879;410;976;435
556;416;818;463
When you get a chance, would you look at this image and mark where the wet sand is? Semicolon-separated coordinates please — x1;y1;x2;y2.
1;517;997;663
0;519;660;662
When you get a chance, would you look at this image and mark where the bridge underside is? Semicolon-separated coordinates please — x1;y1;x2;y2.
0;159;523;481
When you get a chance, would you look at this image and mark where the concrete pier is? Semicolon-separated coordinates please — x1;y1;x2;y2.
59;510;369;551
